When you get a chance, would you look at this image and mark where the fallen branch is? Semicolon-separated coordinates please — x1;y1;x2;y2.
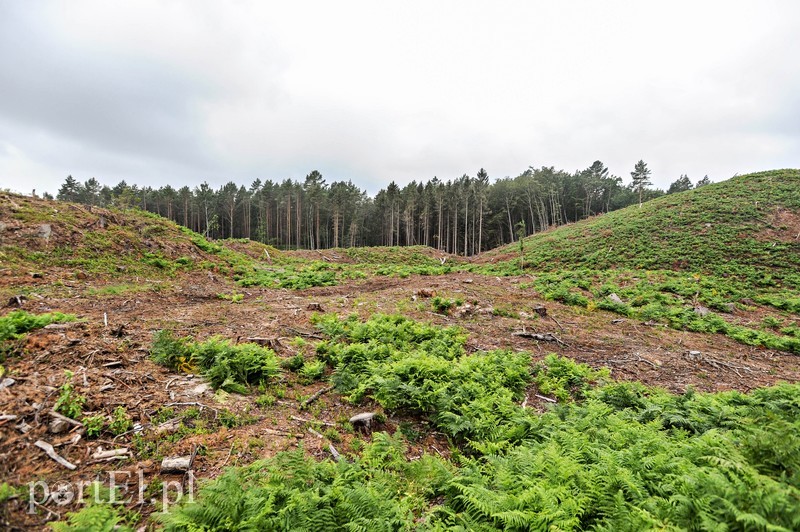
286;327;324;340
219;441;235;468
35;440;77;470
189;444;200;470
550;315;565;332
534;394;557;403
91;448;129;460
30;499;61;521
289;415;336;427
512;331;568;347
700;356;753;378
264;427;296;437
329;444;342;462
604;354;659;368
161;455;192;473
164;402;220;414
301;385;334;408
49;410;83;427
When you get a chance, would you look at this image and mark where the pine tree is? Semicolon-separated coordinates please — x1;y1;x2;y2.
695;175;711;188
57;175;82;203
630;160;652;207
667;174;693;194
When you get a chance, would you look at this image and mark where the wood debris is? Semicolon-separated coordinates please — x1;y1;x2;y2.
91;447;130;460
35;440;76;470
160;455;192;473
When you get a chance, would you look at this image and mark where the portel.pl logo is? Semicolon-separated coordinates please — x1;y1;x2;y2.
28;470;195;514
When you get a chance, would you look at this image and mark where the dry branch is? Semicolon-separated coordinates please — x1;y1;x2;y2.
35;440;77;470
512;330;568;346
161;455;192;473
49;410;83;427
289;414;337;427
91;448;129;460
301;385;334;408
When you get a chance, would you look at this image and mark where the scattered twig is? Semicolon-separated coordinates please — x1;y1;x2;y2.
189;444;200;469
286;327;323;340
328;444;342;461
49;410;83;427
35;389;59;426
534;394;557;403
30;499;61;521
308;427;324;439
220;441;235;468
301;385;334;408
91;448;129;460
633;354;658;368
512;330;568;347
164;402;220;413
264;427;296;437
289;414;336;427
604;354;659;368
35;440;77;470
550;315;565;332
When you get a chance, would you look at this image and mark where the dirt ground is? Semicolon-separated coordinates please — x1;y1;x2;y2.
2;263;800;529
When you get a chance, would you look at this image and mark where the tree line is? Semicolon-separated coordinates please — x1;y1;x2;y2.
53;161;711;255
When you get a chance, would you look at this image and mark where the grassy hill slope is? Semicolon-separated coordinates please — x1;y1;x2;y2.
482;169;800;287
0;193;268;282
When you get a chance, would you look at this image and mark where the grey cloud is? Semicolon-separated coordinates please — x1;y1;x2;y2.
0;5;218;172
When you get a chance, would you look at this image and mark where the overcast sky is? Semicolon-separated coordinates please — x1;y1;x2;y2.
1;1;798;196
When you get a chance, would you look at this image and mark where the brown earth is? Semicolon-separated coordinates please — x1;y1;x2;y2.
1;249;800;528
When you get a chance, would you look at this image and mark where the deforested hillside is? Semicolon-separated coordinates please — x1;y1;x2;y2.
0;192;269;284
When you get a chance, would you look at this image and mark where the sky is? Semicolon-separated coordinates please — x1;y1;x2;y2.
1;0;798;196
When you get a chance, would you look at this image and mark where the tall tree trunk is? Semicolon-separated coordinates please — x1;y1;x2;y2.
332;208;339;248
453;203;458;255
463;194;469;256
286;199;290;248
315;206;321;250
506;198;514;243
295;195;301;249
478;198;484;254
